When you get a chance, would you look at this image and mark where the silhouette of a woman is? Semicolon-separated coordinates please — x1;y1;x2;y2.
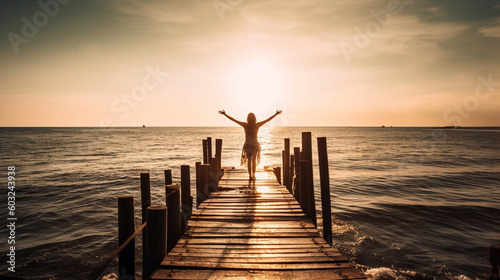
219;110;282;180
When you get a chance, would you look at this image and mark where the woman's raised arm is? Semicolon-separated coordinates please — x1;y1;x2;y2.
257;110;282;127
219;110;246;126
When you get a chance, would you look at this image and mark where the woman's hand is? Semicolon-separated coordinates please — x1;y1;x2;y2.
276;110;282;115
219;110;226;115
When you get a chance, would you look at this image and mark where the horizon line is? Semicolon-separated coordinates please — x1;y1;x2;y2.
1;125;500;129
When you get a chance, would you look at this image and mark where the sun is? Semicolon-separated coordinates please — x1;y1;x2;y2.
230;57;284;118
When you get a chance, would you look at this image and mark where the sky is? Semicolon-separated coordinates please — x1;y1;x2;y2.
0;0;499;127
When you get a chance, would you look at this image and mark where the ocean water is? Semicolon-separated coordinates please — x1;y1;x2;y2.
0;127;499;279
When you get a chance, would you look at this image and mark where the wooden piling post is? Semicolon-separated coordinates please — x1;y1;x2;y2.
180;165;191;203
299;160;310;218
140;172;151;224
118;195;135;279
144;206;167;280
289;154;295;195
284;138;290;192
197;164;210;207
293;147;301;202
317;137;332;245
209;157;218;193
215;139;223;180
140;172;151;279
282;150;285;185
166;185;182;254
274;167;281;185
202;139;208;164
164;169;172;186
180;165;192;231
195;161;201;195
207;137;213;162
302;132;317;227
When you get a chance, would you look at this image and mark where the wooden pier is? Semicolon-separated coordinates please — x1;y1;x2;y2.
150;168;365;280
91;134;369;280
92;133;498;279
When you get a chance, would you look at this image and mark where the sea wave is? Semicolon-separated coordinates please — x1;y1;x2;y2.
0;127;498;279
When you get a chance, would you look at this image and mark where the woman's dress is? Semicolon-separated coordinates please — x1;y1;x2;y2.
241;138;261;166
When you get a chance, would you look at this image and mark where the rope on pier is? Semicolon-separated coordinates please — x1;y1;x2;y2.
88;222;147;280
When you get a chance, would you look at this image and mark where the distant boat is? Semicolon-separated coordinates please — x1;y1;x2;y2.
381;125;385;128
434;122;461;129
143;125;146;128
443;122;461;129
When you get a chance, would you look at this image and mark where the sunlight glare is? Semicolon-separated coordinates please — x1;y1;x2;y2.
231;57;284;117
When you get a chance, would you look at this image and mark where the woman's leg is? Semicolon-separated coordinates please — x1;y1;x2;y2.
251;155;257;179
247;154;253;180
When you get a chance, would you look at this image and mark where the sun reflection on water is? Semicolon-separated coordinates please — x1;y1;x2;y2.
258;126;275;168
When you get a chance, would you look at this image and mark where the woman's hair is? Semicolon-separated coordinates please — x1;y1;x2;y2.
247;113;256;124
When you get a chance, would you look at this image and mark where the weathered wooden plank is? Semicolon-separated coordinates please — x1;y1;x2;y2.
159;260;355;270
193;208;301;215
219;183;284;187
190;214;306;219
169;247;343;255
198;198;298;203
185;233;320;239
167;251;345;259
176;237;328;245
187;216;312;222
186;227;322;237
187;227;321;234
195;208;304;213
163;255;348;264
171;244;338;250
197;202;301;208
186;220;317;229
151;269;365;280
197;204;302;209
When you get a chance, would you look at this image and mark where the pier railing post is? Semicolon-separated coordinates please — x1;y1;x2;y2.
293;147;301;202
202;139;208;164
302;132;317;227
144;206;167;280
164;169;172;186
289;154;295;194
284;138;290;192
195;161;201;202
207;137;213;161
274;167;281;185
282;150;285;185
140;172;151;225
140;171;151;278
209;157;218;193
166;185;182;254
118;195;135;279
215;139;223;180
299;160;310;218
180;165;192;231
317;137;333;245
197;164;210;207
